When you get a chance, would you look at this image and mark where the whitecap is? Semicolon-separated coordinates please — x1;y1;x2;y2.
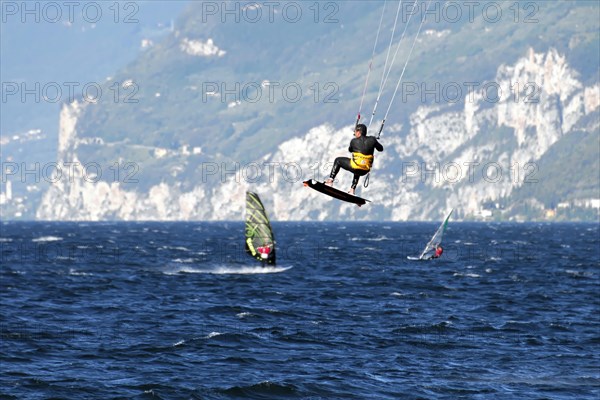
69;268;92;276
365;372;394;383
162;246;190;251
453;272;481;278
173;258;195;264
351;236;389;242
32;236;62;242
565;269;593;278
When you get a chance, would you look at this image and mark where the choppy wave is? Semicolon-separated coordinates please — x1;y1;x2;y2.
159;245;190;251
31;236;63;242
172;258;195;264
1;221;598;400
219;381;298;398
351;235;391;241
453;272;481;278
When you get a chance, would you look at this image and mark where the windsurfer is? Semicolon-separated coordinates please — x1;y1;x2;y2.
257;243;272;260
245;191;276;266
430;245;443;259
324;124;383;195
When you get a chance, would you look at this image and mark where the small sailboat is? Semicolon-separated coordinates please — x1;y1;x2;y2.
408;209;453;261
245;191;276;266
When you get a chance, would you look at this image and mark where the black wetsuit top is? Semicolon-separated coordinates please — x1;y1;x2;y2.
329;135;384;189
349;135;384;155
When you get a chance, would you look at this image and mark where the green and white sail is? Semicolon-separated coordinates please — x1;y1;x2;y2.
245;191;276;265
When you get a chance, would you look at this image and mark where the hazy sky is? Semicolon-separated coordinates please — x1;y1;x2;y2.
1;1;190;138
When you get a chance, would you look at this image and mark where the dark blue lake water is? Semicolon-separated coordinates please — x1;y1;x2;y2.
1;221;599;399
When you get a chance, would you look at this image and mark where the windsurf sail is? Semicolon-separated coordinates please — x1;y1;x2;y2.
418;208;453;260
245;191;276;265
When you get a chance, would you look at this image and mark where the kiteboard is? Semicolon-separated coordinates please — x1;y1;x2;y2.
303;179;369;206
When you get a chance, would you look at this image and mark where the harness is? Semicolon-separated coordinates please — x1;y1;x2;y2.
350;152;374;171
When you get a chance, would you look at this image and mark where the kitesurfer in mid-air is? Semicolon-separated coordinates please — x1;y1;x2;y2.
324;124;383;195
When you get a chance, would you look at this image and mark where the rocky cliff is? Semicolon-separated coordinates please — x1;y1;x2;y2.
36;47;599;221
